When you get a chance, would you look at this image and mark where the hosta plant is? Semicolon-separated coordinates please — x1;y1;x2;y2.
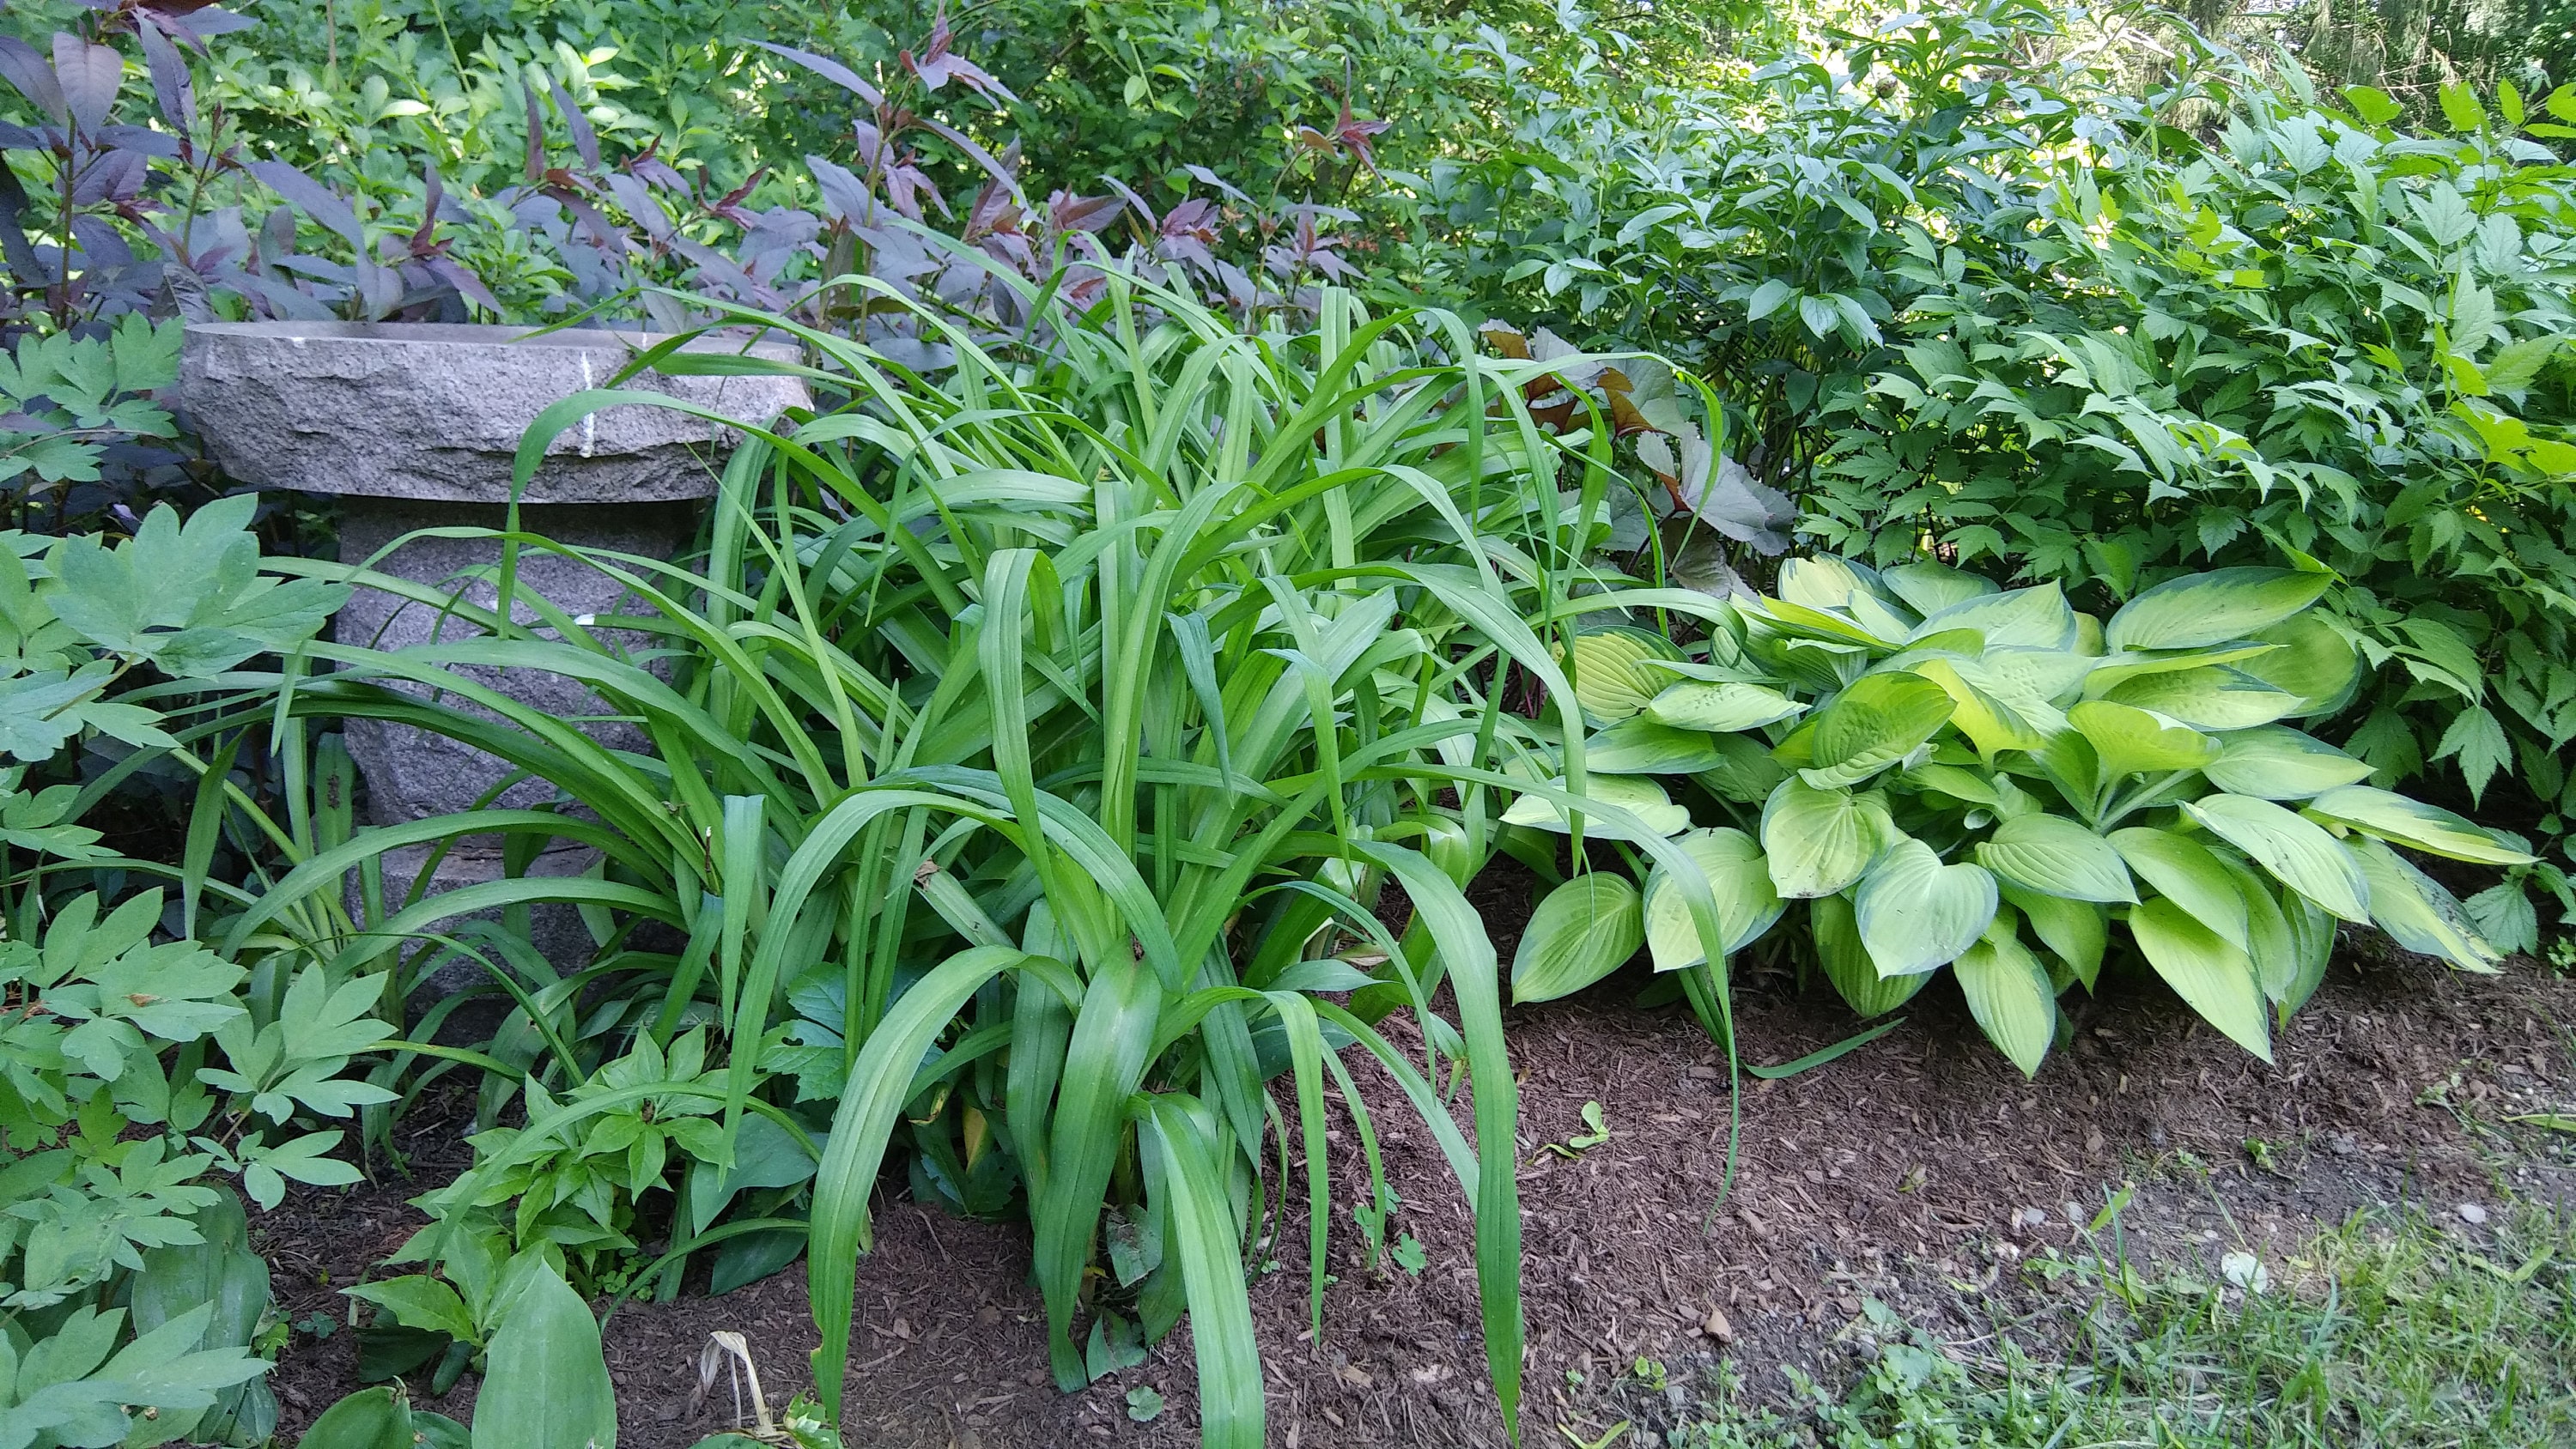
1510;555;2535;1073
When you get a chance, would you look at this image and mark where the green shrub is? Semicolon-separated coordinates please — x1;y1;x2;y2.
1814;71;2576;894
1509;553;2534;1073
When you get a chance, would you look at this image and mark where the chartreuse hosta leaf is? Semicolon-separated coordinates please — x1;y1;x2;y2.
1512;874;1644;1003
2129;897;2273;1062
1799;670;1955;788
1911;580;2077;651
1813;894;1929;1019
1644;680;1806;732
2304;785;2537;866
1643;828;1783;970
1502;772;1691;834
1582;716;1726;774
1761;778;1893;899
1777;555;1885;615
2100;666;2300;731
2069;700;2217;779
2181;795;2371;921
1951;909;2056;1076
1974;814;2136;904
1882;558;1996;616
2104;567;2331;652
2346;836;2504;972
2202;725;2373;799
1561;627;1683;722
2110;827;2250;953
1909;658;2048;757
1853;839;1998;977
2000;885;2107;989
2235;613;2360;715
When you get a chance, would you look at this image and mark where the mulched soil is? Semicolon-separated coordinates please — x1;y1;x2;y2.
258;860;2576;1448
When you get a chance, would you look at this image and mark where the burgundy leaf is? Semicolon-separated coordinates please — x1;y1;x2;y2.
884;158;945;221
1181;165;1249;207
917;116;1023;207
132;16;195;134
243;160;364;249
410;162;444;252
603;171;671;239
1046;190;1124;235
1097;175;1157;231
747;39;883;108
142;4;256;46
419;255;498;314
520;75;545;183
1332;101;1392;173
0;37;66;127
52;33;120;133
805;155;873;225
545;72;600;171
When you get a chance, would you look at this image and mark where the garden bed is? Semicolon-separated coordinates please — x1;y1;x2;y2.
254;864;2576;1447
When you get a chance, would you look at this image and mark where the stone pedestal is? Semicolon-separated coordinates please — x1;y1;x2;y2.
179;322;808;984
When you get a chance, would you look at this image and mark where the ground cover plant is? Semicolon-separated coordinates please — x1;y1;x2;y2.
1508;553;2537;1075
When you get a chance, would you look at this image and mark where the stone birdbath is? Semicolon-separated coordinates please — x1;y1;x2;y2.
180;322;807;970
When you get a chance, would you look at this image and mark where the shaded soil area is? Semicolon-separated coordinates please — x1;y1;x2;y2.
258;862;2576;1447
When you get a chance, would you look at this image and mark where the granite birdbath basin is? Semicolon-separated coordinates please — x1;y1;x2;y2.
180;322;807;971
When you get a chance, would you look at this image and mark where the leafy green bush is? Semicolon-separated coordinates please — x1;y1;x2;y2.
1510;554;2534;1073
1814;71;2576;883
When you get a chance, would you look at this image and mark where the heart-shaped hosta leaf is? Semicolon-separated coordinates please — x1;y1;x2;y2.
1973;814;2136;904
2101;666;2299;731
1643;828;1783;970
1511;875;1645;1003
1560;627;1683;723
2000;885;2107;989
1951;919;2057;1077
1881;558;1997;617
2303;785;2536;865
2069;700;2217;779
2129;896;2273;1061
1760;778;1892;899
2345;835;2503;972
1581;717;1728;774
2109;826;2249;952
1644;680;1806;733
1501;773;1692;836
1910;659;2048;757
1912;581;2077;651
2235;613;2360;715
1813;894;1928;1019
2201;725;2373;799
2181;794;2370;921
1800;671;1955;788
1692;734;1788;803
1853;838;1999;977
2104;567;2330;652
